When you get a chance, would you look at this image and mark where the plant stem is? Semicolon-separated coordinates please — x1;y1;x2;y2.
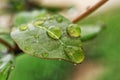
0;38;13;51
72;0;108;23
13;43;23;56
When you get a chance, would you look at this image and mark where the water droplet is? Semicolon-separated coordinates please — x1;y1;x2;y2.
41;53;49;58
64;46;84;63
47;26;62;39
19;25;28;31
33;19;44;27
56;16;63;23
67;24;81;37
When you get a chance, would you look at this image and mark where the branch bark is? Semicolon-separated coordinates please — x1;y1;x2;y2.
0;38;13;52
72;0;108;23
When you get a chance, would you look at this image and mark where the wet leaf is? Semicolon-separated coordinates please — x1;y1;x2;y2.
11;14;84;64
13;10;48;27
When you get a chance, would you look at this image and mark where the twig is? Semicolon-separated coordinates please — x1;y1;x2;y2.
72;0;108;23
13;43;23;56
0;38;13;52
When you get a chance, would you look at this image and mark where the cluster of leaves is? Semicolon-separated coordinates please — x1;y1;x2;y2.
0;0;104;80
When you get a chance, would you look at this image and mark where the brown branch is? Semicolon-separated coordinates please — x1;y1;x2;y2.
0;38;13;52
13;43;23;56
72;0;108;23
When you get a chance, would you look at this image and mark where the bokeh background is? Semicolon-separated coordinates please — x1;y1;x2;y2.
0;0;120;80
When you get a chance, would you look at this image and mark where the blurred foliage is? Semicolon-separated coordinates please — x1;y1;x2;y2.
8;0;26;12
0;54;14;80
7;0;65;13
79;8;120;80
13;10;48;27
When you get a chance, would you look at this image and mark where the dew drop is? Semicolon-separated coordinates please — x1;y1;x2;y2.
56;16;63;23
67;24;81;37
64;46;84;63
19;25;28;31
41;53;49;58
33;19;44;27
47;26;62;39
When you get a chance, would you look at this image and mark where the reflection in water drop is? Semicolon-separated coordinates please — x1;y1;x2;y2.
64;46;84;63
19;25;28;31
67;24;81;37
47;26;62;39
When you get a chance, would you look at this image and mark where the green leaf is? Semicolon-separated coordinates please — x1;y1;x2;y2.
81;25;103;41
0;54;14;80
13;10;103;42
11;14;84;64
13;10;48;27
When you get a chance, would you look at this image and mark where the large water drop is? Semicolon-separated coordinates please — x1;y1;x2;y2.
64;46;84;63
19;25;28;31
67;24;81;37
47;26;62;39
